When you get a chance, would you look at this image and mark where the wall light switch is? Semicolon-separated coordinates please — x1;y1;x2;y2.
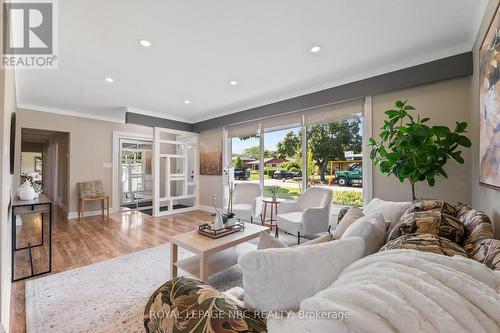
103;162;112;168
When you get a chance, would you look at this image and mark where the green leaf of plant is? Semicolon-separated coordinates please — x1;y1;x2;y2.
438;168;448;178
426;176;436;186
455;122;467;132
432;126;451;137
457;135;472;148
451;151;464;164
395;100;405;108
385;110;399;118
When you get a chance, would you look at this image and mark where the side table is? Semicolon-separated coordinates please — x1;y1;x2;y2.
261;199;280;230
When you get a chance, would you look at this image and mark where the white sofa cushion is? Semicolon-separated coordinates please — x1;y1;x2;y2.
238;237;365;312
362;198;412;228
341;214;386;255
257;231;288;250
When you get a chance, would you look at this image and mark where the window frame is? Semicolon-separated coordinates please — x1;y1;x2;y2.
223;97;373;207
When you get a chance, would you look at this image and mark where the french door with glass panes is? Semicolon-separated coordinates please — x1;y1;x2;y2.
120;139;153;212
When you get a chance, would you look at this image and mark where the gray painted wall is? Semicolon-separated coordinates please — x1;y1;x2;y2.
125;112;193;132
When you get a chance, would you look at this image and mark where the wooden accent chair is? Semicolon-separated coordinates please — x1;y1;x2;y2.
78;180;109;219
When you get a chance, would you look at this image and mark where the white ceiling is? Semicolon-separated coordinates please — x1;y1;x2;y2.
16;0;488;123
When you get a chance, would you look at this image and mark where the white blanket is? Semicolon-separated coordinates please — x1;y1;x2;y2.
268;250;500;333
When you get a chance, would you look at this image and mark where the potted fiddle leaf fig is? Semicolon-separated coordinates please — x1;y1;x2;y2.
369;100;471;200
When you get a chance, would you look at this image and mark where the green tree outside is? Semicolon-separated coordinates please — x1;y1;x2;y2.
233;155;244;169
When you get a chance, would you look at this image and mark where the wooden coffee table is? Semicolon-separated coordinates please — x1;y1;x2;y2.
169;222;268;282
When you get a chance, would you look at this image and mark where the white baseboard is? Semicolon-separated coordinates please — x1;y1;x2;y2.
67;208;117;220
198;205;217;213
1;271;11;333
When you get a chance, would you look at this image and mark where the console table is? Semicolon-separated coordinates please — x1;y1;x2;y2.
11;194;52;282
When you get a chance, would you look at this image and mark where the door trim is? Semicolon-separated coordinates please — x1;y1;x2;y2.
112;131;153;213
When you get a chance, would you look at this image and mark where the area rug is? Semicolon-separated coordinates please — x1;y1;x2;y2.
25;231;301;333
25;244;246;333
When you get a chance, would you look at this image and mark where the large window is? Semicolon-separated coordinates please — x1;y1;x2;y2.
263;127;303;200
306;117;363;207
231;135;260;184
225;98;369;208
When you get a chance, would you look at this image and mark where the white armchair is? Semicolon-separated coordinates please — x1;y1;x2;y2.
276;187;332;244
225;183;262;223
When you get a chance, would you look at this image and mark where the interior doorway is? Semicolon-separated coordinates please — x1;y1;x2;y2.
19;128;70;211
119;139;154;214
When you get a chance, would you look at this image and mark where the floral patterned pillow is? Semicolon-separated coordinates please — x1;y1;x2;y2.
465;239;500;271
144;277;267;333
380;233;468;257
406;198;457;216
388;211;464;244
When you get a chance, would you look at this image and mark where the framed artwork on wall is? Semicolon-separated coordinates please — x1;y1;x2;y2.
200;138;222;176
479;2;500;190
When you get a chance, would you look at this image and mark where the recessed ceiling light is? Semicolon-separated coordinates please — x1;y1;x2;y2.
310;46;321;53
184;100;191;104
229;80;238;86
138;39;151;47
104;77;114;83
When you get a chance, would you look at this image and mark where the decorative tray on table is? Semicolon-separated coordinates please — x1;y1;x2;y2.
198;222;245;239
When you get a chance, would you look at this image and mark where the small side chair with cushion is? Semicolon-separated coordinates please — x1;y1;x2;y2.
78;180;109;219
276;186;333;244
225;182;262;223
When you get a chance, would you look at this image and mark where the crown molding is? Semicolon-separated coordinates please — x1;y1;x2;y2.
17;104;126;124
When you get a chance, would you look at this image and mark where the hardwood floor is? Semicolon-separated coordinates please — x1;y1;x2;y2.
9;207;213;333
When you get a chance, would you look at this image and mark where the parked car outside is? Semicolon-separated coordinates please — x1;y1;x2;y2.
272;170;293;179
234;168;250;180
335;164;363;186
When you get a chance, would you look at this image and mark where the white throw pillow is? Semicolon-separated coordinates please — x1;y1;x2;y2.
341;214;386;255
257;231;288;250
362;198;411;228
333;206;364;239
238;237;365;312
